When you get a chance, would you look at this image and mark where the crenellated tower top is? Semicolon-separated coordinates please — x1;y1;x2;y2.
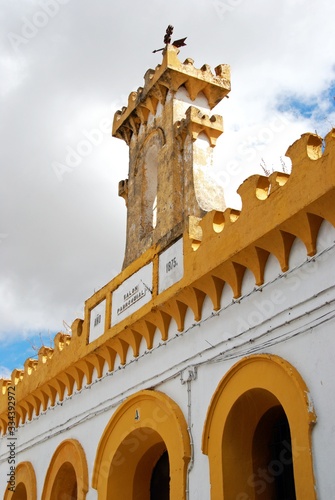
113;45;230;144
113;45;231;269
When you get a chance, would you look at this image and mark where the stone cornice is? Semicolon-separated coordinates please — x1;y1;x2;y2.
175;106;223;147
112;45;230;144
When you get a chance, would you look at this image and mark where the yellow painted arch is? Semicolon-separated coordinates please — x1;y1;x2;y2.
202;354;317;500
92;389;191;499
41;438;88;500
3;461;37;500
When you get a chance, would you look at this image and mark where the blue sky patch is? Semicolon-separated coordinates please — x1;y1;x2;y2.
277;80;335;120
0;331;56;377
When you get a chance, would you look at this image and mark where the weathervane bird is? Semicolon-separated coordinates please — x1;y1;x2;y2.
153;25;187;53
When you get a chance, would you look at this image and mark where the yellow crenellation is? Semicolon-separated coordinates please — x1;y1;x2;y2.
112;45;230;144
0;44;334;436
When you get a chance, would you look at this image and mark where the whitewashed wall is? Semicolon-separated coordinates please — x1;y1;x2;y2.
1;221;335;498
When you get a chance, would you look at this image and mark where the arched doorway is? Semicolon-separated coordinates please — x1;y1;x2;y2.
93;390;190;500
41;439;88;500
3;462;37;500
49;462;78;499
202;354;316;499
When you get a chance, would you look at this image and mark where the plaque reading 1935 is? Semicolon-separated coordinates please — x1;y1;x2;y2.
158;238;183;294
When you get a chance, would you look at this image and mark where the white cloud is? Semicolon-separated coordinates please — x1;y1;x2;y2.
0;366;12;380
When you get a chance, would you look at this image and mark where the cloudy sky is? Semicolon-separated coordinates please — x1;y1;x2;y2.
1;0;334;378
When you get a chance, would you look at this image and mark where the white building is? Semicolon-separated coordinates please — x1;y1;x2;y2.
1;45;335;500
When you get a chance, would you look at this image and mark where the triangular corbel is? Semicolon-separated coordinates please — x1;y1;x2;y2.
212;261;246;299
28;394;42;417
135;106;149;125
151;83;168;105
194;274;225;311
131;320;157;350
67;366;85;392
128;115;141;135
120;329;142;358
76;359;95;385
52;378;66;402
57;371;76;397
280;212;324;257
178;286;206;322
161;299;188;332
16;404;28;425
0;417;7;436
34;388;49;412
100;344;118;372
184;78;207;102
43;383;58;407
112;338;130;365
307;192;335;227
233;246;270;287
143;94;159;116
89;353;106;379
146;309;172;342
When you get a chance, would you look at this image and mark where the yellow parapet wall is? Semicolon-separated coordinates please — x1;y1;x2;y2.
0;127;334;434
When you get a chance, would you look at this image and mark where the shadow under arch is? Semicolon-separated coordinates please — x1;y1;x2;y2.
3;461;37;500
41;438;88;500
92;389;190;500
202;354;317;499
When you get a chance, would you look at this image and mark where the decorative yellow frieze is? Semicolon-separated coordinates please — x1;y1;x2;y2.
0;128;334;433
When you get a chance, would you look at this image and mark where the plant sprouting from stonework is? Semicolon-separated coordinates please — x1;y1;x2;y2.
260;158;271;176
279;156;289;173
260;156;290;176
26;331;53;354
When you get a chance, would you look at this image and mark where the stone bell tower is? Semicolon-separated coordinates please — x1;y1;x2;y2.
113;45;231;269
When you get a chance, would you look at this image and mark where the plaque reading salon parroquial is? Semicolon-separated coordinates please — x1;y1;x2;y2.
111;263;153;326
158;238;184;294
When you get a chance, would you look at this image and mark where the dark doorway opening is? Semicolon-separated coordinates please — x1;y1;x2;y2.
150;450;170;500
